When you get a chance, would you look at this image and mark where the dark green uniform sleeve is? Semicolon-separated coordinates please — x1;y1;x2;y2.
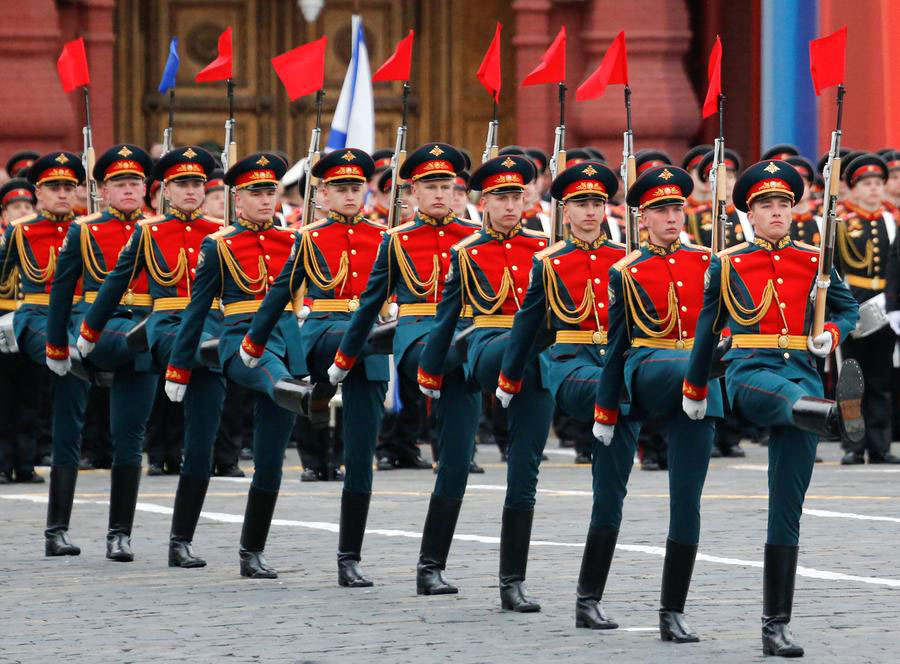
244;233;305;354
885;233;900;312
82;226;145;337
418;247;464;384
684;255;724;394
167;237;221;377
498;257;547;392
46;223;83;352
594;268;629;418
335;232;396;368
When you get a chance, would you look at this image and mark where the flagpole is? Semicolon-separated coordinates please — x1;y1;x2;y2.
82;85;101;214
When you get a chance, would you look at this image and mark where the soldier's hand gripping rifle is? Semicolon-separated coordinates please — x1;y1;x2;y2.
548;83;567;243
221;79;238;224
386;83;410;229
813;84;846;337
620;85;639;253
300;90;325;227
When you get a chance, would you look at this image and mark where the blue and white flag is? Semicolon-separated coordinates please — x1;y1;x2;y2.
325;15;374;153
158;37;180;93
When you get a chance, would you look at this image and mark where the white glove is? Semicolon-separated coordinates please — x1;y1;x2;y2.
165;380;186;402
240;346;260;368
296;305;311;326
76;335;95;357
495;387;514;409
328;363;349;385
419;385;441;399
386;302;399;321
888;311;900;336
806;331;834;358
682;395;707;420
0;330;16;354
592;422;615;446
46;356;71;376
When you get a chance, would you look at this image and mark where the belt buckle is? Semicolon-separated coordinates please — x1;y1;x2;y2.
347;297;360;312
591;330;604;345
123;290;134;306
777;334;789;349
674;339;685;349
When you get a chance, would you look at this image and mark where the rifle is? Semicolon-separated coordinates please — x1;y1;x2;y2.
480;100;500;230
620;85;639;253
159;89;175;214
81;87;101;214
387;83;410;229
548;82;567;243
709;95;727;254
300;89;325;227
221;79;237;223
813;84;845;337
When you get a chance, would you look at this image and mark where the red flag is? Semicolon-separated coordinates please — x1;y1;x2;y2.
195;27;233;83
575;31;628;101
477;23;502;101
809;26;847;96
701;36;722;119
372;30;414;83
272;37;328;101
57;37;90;92
521;26;565;86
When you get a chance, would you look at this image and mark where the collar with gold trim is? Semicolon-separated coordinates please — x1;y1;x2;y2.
327;210;365;225
647;239;681;256
108;207;143;222
753;235;791;251
39;210;75;223
417;211;455;227
484;221;523;241
843;200;884;221
238;217;275;232
568;233;607;250
170;208;203;222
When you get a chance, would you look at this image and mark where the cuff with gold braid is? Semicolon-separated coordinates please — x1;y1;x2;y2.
417;367;443;390
165;365;191;385
594;404;618;425
823;322;840;348
334;348;356;370
682;379;708;401
46;342;69;361
241;334;264;359
79;320;101;344
498;371;522;394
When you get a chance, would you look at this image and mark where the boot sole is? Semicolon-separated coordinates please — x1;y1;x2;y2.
45;545;80;556
169;559;207;568
417;586;458;596
661;632;700;643
339;579;374;588
762;640;804;657
836;359;865;444
575;619;618;630
106;555;134;562
240;569;278;579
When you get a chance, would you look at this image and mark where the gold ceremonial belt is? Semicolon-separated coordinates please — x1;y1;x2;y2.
555;330;607;345
83;291;153;307
23;293;81;306
223;300;292;317
0;298;18;311
731;334;807;350
398;304;474;318
845;275;886;290
473;314;515;329
632;337;694;350
153;297;222;312
311;298;360;313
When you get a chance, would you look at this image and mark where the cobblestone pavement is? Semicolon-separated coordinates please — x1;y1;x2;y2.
1;441;898;663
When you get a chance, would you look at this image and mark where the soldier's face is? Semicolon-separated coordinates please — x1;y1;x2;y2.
399;186;416;217
852;176;886;210
165;178;205;213
102;177;145;213
523;180;539;207
202;189;226;218
413;179;452;217
643;203;685;246
2;200;34;224
323;183;365;216
748;195;792;242
236;187;277;222
35;182;76;215
484;191;525;233
450;186;468;215
886;170;900;197
565;197;605;237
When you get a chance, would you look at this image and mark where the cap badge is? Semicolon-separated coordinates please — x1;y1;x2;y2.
501;157;516;168
658;168;674;181
341;151;356;162
183;148;198;159
582;165;598;176
429;145;444;157
55;153;69;164
764;161;780;174
256;155;270;166
117;146;133;157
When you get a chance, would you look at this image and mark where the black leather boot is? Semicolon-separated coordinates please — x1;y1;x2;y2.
106;465;142;562
762;544;804;657
575;525;619;629
416;494;462;595
338;490;373;587
499;507;540;612
45;465;81;556
792;359;864;444
272;378;314;414
659;538;700;643
239;485;279;579
168;474;210;568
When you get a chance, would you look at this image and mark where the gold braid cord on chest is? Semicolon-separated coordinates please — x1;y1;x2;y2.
79;224;116;282
458;248;514;315
837;222;875;275
391;233;440;298
619;267;680;341
300;231;349;293
541;258;595;325
216;238;269;295
720;257;789;329
14;225;56;284
142;228;189;291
